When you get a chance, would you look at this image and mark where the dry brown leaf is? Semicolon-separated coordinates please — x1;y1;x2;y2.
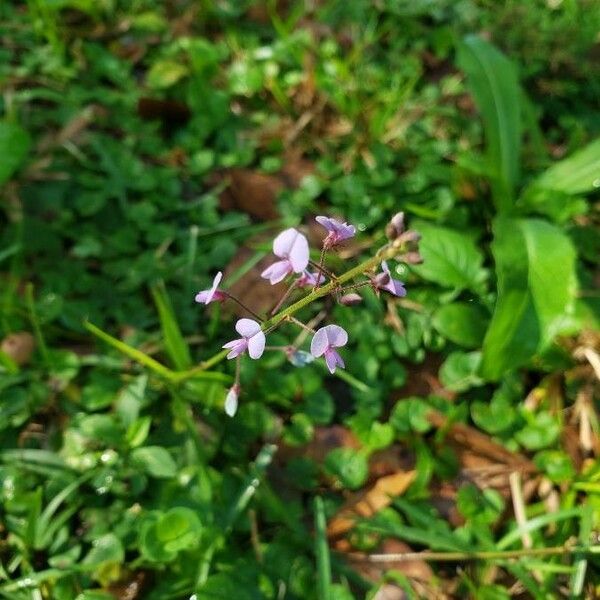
327;470;415;538
1;332;35;366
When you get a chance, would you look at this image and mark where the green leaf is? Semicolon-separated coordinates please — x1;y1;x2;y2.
0;121;31;185
130;446;177;478
151;282;192;370
324;448;368;490
530;137;600;195
481;218;577;380
515;412;560;450
432;302;489;348
440;351;483;392
83;533;124;567
411;223;486;292
146;60;189;89
457;35;522;211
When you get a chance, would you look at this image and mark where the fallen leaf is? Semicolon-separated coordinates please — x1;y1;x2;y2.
328;471;415;538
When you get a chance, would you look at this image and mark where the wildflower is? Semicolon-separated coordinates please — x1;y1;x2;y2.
224;384;240;417
296;270;325;288
315;216;356;248
310;324;348;374
223;318;266;359
373;261;406;297
194;271;226;305
261;228;309;285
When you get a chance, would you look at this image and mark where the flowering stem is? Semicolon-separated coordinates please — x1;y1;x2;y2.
309;258;336;280
338;280;371;294
313;248;327;288
223;292;264;322
270;280;298;316
176;240;406;382
286;315;316;334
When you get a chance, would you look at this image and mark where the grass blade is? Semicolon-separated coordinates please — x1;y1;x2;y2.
314;496;332;600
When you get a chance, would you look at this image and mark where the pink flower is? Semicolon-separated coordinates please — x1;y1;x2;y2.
315;216;356;248
373;262;406;297
224;384;240;417
296;270;325;288
195;271;227;305
261;228;309;285
223;318;266;360
310;324;348;374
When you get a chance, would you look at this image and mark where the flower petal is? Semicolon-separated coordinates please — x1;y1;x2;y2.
287;233;309;272
261;260;292;284
235;318;262;338
194;271;224;305
324;348;344;374
222;338;247;359
273;228;301;258
315;216;335;232
310;327;329;357
384;278;407;297
323;324;348;348
247;330;266;359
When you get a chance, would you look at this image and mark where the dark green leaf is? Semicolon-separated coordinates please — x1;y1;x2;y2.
0;121;30;185
457;35;521;211
481;218;577;380
411;223;486;292
432;302;489;348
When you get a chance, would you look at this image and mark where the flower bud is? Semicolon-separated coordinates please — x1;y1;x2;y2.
400;251;423;265
224;384;240;417
340;293;362;305
385;212;405;240
397;230;421;245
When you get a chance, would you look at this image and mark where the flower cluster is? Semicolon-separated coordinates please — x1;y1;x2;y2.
195;213;420;416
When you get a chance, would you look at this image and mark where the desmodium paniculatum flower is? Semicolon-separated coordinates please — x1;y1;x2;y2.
223;318;266;359
194;213;421;416
315;216;356;248
194;271;226;305
261;228;309;284
373;261;407;297
310;325;348;374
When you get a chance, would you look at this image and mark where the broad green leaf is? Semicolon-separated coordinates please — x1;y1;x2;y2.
432;302;489;348
530;137;600;195
457;35;521;212
481;218;577;380
151;283;192;370
439;351;483;392
411;223;486;292
0;121;30;185
130;446;177;478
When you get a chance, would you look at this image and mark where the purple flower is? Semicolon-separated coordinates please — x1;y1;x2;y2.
373;261;406;297
223;318;266;360
315;216;356;248
261;228;309;285
296;270;325;288
224;384;240;417
310;324;348;374
195;271;227;305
